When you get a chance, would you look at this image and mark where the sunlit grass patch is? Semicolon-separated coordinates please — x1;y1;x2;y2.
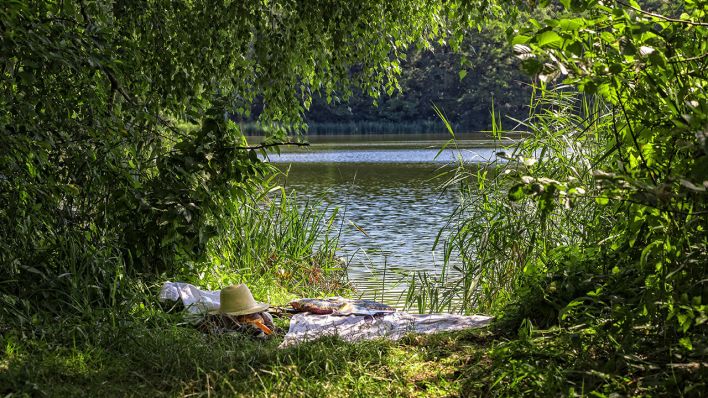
0;319;497;397
4;316;701;397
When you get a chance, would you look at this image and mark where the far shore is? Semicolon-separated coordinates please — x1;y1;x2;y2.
248;132;526;151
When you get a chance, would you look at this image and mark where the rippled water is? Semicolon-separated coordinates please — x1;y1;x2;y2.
270;147;496;164
267;138;495;305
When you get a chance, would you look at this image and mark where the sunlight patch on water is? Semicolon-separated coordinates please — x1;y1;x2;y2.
267;147;496;164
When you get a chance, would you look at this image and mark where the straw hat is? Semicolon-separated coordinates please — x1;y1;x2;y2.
210;284;269;316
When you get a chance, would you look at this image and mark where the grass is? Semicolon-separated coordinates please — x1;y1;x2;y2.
3;307;701;397
396;89;708;397
0;309;495;397
201;187;348;301
1;198;702;397
405;90;613;315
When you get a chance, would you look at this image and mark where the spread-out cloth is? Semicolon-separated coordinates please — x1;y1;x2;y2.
158;282;494;346
279;312;493;347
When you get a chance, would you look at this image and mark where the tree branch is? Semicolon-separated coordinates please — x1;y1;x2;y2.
227;142;310;150
102;67;133;106
617;93;658;185
616;1;708;27
668;52;708;64
79;0;92;26
583;194;708;216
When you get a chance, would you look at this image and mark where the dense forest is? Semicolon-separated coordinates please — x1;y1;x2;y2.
234;22;541;134
301;29;532;134
1;0;706;396
239;27;535;135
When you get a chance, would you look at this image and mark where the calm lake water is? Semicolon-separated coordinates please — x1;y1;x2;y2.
266;134;497;306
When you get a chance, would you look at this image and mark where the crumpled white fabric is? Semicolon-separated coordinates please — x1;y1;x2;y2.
159;282;494;345
279;312;493;348
159;281;221;314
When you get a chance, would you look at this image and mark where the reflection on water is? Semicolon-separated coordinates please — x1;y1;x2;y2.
277;163;457;305
267;141;492;306
269;147;496;164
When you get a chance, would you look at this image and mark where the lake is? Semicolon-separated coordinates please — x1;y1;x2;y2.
266;134;498;306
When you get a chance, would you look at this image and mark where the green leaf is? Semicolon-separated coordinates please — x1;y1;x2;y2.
679;337;693;351
508;184;526;201
536;31;562;47
597;83;615;101
63;184;80;196
595;196;609;205
640;240;662;270
512;35;531;45
521;58;543;75
565;40;583;57
628;0;641;9
557;18;585;31
648;51;666;68
608;63;623;74
458;70;467;81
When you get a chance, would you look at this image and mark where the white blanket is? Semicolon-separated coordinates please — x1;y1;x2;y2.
159;282;494;346
159;281;221;314
279;312;493;348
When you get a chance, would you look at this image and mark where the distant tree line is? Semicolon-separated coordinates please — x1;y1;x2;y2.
242;25;536;135
302;30;534;134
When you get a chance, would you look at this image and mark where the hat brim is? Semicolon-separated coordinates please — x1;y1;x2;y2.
208;301;270;316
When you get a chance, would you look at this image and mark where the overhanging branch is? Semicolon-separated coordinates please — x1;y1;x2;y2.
227;142;310;150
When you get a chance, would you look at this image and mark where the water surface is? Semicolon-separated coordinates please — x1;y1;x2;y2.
266;135;495;305
270;147;495;164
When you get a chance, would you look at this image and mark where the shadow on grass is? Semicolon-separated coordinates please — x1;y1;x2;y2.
0;318;494;397
4;316;702;397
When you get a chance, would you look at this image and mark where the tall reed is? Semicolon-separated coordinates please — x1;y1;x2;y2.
200;183;348;303
406;88;616;314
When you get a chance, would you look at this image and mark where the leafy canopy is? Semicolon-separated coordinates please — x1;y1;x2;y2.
0;0;498;302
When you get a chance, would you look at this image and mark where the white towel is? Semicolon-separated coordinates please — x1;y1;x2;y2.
159;281;221;314
279;312;493;348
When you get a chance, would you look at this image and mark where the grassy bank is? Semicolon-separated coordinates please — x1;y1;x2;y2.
1;310;486;397
2;307;702;397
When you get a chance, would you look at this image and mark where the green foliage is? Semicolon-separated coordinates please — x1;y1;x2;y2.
0;0;498;313
200;188;349;301
410;1;706;394
2;311;702;397
408;89;612;314
0;316;491;397
280;14;545;133
508;0;708;345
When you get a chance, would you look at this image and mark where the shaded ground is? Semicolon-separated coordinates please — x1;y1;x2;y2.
1;316;492;397
2;311;703;397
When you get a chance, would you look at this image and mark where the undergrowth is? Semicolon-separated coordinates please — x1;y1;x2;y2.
2;307;703;397
3;316;484;397
404;2;708;389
